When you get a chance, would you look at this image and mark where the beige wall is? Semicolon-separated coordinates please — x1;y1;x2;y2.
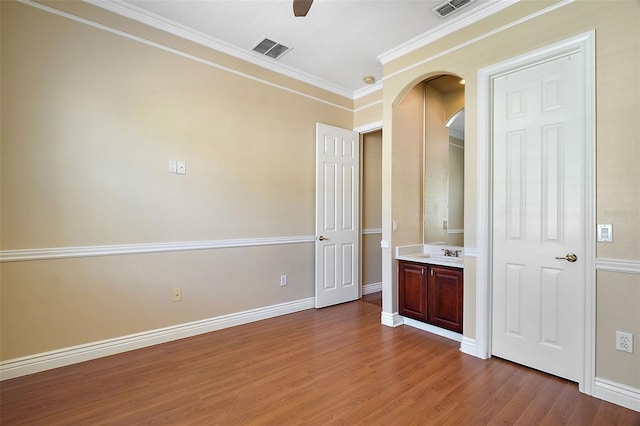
597;271;640;388
0;1;352;359
362;131;382;289
382;84;425;311
390;85;424;248
2;0;638;396
382;0;639;390
354;90;382;130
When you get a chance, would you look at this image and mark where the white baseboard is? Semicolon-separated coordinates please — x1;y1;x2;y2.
362;282;382;295
381;312;403;327
0;297;315;381
460;336;478;357
402;317;463;343
593;377;640;412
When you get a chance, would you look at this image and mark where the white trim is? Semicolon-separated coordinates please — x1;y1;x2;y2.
402;317;463;343
476;31;596;391
354;82;383;100
464;247;478;258
354;121;383;134
84;0;353;98
363;228;383;235
18;0;352;112
0;236;314;263
447;229;464;234
460;336;478;357
378;0;519;64
0;297;315;381
381;311;403;327
354;99;383;114
363;282;382;295
383;0;575;82
596;258;640;275
475;47;493;360
593;378;640;412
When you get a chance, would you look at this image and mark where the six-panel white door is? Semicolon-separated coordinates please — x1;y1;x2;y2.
492;52;586;381
315;123;360;308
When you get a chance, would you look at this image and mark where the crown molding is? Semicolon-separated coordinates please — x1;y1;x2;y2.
84;0;354;99
383;0;575;83
353;81;383;100
19;0;353;111
378;0;520;65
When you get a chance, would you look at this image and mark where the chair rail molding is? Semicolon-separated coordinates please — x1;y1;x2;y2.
0;236;315;263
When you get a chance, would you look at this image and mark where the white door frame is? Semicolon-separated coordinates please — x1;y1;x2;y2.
355;121;383;300
475;31;596;394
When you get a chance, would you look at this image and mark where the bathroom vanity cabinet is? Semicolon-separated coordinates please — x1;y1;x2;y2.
398;260;463;333
398;261;428;321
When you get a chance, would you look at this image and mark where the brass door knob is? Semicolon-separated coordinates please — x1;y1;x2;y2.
555;253;577;263
318;236;328;241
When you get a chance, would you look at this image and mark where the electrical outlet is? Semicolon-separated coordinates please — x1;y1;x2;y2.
173;288;182;302
280;275;287;286
615;331;633;353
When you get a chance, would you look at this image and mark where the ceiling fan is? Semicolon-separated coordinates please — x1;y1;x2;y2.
293;0;313;17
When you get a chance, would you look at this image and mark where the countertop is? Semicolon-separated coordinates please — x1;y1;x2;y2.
395;244;464;269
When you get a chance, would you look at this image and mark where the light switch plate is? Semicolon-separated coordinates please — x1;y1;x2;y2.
168;160;177;173
597;224;613;242
177;160;186;175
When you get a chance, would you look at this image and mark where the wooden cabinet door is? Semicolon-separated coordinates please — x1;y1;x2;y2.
398;261;427;321
427;266;463;333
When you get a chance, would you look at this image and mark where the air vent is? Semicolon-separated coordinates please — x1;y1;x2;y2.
252;38;291;60
431;0;475;18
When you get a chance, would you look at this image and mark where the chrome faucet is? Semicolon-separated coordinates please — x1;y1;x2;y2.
441;248;462;257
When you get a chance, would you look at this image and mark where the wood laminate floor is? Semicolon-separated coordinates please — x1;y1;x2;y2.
1;294;638;425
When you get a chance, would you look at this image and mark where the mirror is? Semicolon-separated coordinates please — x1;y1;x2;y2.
423;75;465;246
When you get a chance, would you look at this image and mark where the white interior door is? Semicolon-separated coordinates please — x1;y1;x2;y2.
491;51;586;381
315;123;360;308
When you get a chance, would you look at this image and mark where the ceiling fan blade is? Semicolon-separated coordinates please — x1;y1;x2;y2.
293;0;313;17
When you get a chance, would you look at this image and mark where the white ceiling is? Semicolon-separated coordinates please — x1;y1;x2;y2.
90;0;516;97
